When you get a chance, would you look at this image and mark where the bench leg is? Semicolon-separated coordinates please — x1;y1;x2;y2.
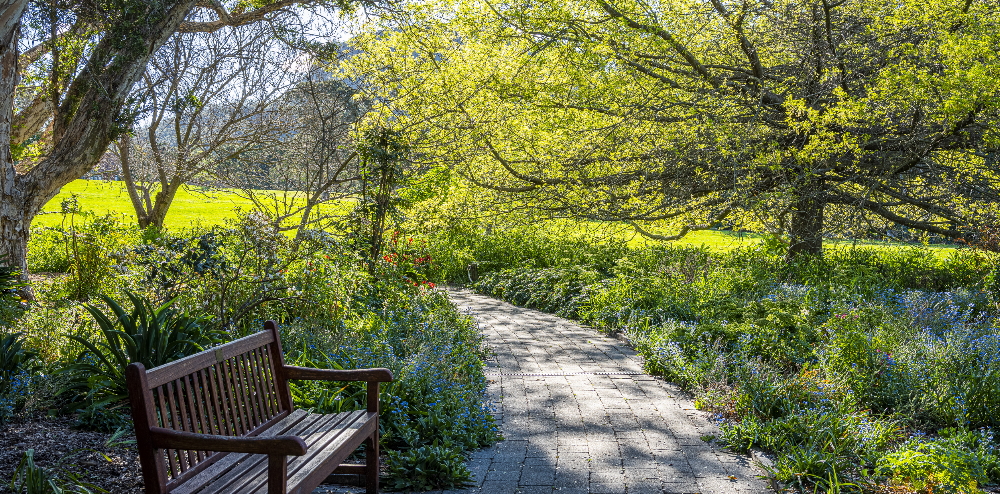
366;432;379;494
268;455;288;494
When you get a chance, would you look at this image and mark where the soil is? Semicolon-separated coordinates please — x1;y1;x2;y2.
0;417;142;494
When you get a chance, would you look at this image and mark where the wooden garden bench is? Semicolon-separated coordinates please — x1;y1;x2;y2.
125;321;392;494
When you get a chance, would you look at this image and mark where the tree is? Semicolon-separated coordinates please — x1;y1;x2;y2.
116;24;296;229
350;0;1000;257
221;61;367;238
0;0;354;276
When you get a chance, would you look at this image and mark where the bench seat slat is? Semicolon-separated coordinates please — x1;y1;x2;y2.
238;411;371;494
170;409;310;494
147;331;275;388
274;411;377;494
206;413;341;494
213;411;364;494
186;411;360;494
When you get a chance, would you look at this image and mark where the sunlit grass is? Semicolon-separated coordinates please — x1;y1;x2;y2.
34;180;352;231
543;220;962;256
37;181;966;258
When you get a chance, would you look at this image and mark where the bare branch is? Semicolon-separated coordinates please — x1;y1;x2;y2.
180;0;312;33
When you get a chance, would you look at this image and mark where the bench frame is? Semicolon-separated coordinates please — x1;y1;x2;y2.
126;321;392;494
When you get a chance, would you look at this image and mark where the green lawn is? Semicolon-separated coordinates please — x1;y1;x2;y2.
38;180;961;256
666;229;960;255
34;180;351;231
34;180;256;229
567;220;960;255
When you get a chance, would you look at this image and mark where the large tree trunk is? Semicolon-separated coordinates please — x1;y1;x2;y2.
0;1;29;275
0;187;30;274
787;176;825;259
0;0;195;277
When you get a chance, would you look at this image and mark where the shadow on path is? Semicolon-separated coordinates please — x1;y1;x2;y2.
448;289;769;494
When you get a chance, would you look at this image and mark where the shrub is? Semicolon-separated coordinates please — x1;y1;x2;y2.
58;213;137;301
61;292;225;404
0;258;27;325
474;265;600;318
133;213;331;335
383;444;473;491
27;227;72;274
878;439;988;494
423;224;629;282
72;401;132;433
0;332;38;422
286;287;499;488
13;210;501;489
1;333;36;391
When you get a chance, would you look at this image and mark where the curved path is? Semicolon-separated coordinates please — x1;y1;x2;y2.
450;289;769;494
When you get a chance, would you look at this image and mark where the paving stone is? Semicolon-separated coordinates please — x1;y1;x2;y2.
521;465;557;485
517;487;555;494
479;480;520;494
626;479;664;494
662;482;703;494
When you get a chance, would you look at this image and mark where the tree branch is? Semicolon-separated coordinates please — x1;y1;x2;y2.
179;0;311;33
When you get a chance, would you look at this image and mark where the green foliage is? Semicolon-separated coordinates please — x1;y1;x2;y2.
0;333;37;422
0;333;37;392
352;126;412;269
61;292;225;404
129;214;331;335
52;206;138;301
72;401;132;433
461;227;1000;491
13;209;500;490
877;439;988;494
9;449;102;494
131;230;229;294
0;258;28;325
286;288;499;488
351;0;1000;257
475;265;600;318
27;228;71;273
423;225;629;282
383;444;473;491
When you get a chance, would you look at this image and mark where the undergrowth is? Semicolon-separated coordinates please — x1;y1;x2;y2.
451;228;1000;493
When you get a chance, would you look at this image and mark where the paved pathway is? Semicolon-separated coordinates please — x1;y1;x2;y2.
317;289;769;494
450;289;768;494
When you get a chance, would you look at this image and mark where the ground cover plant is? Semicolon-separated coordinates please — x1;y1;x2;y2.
434;224;1000;493
0;210;500;492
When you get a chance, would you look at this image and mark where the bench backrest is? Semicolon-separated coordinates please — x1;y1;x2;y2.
126;321;294;494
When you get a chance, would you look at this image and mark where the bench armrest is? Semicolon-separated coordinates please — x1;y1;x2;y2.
282;366;393;383
149;427;308;456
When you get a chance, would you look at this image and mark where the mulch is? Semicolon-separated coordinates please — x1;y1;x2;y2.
0;417;142;494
